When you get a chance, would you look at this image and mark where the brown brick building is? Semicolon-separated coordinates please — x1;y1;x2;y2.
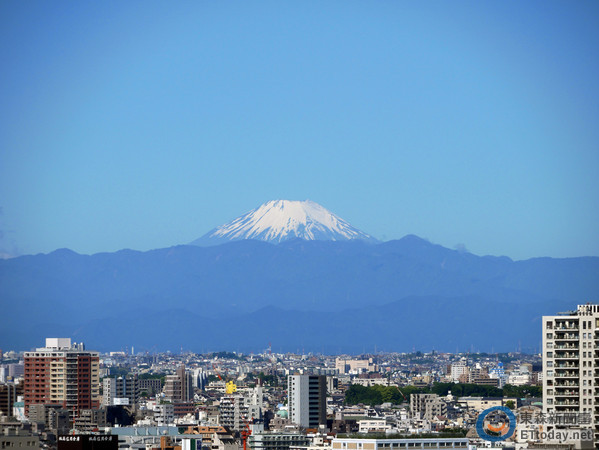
24;338;99;420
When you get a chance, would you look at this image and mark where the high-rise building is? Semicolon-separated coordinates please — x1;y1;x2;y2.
287;375;326;428
23;338;99;420
543;304;598;445
0;382;22;417
163;364;193;403
449;359;468;383
219;394;248;431
102;374;139;407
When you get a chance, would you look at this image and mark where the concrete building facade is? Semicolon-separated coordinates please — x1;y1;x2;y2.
410;394;447;420
23;338;99;420
287;375;326;429
543;304;599;446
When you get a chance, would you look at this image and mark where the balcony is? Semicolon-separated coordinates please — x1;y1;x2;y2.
554;390;579;396
555;400;579;406
555;352;579;359
555;333;579;340
555;325;579;330
555;370;578;377
555;381;579;387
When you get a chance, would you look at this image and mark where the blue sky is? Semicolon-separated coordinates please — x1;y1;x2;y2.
1;1;598;260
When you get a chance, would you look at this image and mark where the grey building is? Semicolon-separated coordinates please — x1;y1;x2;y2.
249;433;310;450
410;393;447;420
102;374;139;407
287;375;326;429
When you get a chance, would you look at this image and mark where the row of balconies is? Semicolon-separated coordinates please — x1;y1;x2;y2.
554;333;579;339
555;371;578;377
554;390;579;396
555;400;580;406
555;381;579;387
555;353;579;359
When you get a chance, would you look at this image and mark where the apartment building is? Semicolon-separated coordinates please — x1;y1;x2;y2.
410;393;447;420
543;304;598;445
287;375;326;428
219;395;248;431
23;338;99;420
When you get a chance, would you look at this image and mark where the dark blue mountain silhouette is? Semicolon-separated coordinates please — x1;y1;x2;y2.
1;236;597;352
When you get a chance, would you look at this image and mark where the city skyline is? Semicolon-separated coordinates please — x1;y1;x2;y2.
1;1;598;260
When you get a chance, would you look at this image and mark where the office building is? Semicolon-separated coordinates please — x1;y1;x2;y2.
102;374;139;407
287;375;326;428
335;358;377;374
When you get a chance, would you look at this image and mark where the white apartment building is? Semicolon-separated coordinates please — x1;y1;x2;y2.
219;394;248;431
450;360;468;383
543;303;598;446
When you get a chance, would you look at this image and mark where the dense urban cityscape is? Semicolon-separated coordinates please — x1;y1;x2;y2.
1;304;598;449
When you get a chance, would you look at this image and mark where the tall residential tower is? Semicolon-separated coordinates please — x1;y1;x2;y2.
543;304;598;445
24;338;99;420
288;375;326;429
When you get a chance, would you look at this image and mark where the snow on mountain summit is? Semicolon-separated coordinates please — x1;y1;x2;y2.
191;200;378;246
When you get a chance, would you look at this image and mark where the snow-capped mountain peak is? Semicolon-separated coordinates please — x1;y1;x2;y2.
191;200;378;246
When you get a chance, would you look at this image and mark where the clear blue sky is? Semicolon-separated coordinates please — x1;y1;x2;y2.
1;1;598;260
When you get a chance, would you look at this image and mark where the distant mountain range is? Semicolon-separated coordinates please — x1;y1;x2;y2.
1;233;597;353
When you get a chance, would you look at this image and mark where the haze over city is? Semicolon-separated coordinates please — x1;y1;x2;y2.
1;1;598;260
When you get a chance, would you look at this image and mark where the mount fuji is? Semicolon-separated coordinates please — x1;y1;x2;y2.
191;200;378;246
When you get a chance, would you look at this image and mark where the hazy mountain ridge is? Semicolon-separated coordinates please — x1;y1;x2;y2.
1;236;597;352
